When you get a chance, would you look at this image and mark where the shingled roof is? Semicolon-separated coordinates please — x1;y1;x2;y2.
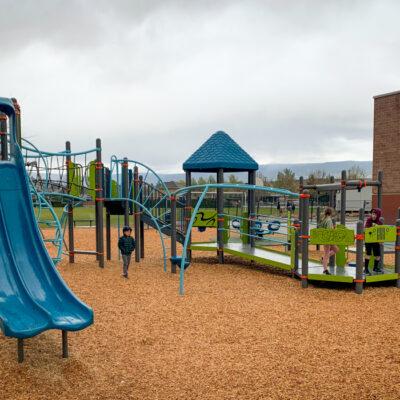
183;131;258;173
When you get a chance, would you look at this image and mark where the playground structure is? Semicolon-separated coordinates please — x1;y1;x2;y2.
1;98;400;363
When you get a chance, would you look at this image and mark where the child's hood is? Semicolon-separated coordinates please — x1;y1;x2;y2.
365;208;383;227
371;208;382;220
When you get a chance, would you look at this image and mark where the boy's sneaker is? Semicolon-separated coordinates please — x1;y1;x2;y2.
122;274;128;279
364;269;371;276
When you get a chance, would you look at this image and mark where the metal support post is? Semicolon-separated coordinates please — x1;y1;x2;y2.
217;168;224;263
171;195;177;273
300;190;310;288
66;141;74;263
139;175;145;258
355;220;364;294
185;171;192;261
340;170;346;225
95;138;104;268
134;166;140;262
62;330;69;358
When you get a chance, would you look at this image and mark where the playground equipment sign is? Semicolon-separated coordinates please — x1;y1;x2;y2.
310;225;355;246
193;209;217;227
365;225;396;243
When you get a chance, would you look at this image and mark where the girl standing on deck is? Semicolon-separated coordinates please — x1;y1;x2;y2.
320;207;338;275
364;208;383;275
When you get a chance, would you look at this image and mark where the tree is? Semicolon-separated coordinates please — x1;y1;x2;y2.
274;168;297;192
347;165;366;180
307;170;330;185
208;175;216;184
228;174;241;184
197;177;207;185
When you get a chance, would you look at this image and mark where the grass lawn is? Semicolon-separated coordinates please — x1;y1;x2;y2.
36;205;298;228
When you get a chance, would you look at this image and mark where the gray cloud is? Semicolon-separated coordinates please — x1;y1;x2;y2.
0;0;399;171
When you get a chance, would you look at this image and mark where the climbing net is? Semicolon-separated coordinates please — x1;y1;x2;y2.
22;138;99;203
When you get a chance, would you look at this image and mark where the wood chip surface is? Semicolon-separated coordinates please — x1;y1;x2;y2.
1;227;400;399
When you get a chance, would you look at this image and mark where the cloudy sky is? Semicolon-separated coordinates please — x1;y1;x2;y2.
1;0;399;172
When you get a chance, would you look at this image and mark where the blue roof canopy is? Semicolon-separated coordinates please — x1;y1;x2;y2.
183;131;259;172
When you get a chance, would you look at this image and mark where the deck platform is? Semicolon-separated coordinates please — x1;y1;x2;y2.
190;242;399;284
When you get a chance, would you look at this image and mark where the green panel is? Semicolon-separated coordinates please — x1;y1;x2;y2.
241;212;249;244
111;179;119;198
365;225;396;243
310;225;355;246
87;160;96;199
68;162;83;198
308;273;354;283
336;245;347;267
190;245;217;252
193;209;217;227
223;216;230;244
289;227;295;268
366;273;398;283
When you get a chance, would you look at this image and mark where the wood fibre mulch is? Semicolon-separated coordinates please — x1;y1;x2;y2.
1;228;400;400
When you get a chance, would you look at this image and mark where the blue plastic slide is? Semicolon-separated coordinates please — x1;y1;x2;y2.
0;98;93;358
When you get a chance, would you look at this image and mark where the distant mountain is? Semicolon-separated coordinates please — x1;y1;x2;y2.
158;160;372;182
259;160;372;180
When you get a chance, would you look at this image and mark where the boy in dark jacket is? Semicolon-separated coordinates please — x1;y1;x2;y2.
364;208;383;275
118;226;136;278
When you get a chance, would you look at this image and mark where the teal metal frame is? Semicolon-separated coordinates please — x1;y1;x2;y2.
173;183;299;295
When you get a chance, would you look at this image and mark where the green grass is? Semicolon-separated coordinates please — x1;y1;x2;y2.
35;205;298;229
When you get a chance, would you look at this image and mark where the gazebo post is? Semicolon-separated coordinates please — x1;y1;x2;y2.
185;171;192;261
217;168;224;263
248;171;256;248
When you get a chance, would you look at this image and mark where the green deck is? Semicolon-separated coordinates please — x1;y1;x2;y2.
191;242;399;284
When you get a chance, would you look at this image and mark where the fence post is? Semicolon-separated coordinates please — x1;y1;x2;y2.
355;220;364;294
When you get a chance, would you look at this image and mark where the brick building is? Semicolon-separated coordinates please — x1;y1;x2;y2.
373;90;400;223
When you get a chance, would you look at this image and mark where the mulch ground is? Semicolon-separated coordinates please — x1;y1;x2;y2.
1;227;400;400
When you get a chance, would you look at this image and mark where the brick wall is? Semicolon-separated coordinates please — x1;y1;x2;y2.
373;91;400;223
